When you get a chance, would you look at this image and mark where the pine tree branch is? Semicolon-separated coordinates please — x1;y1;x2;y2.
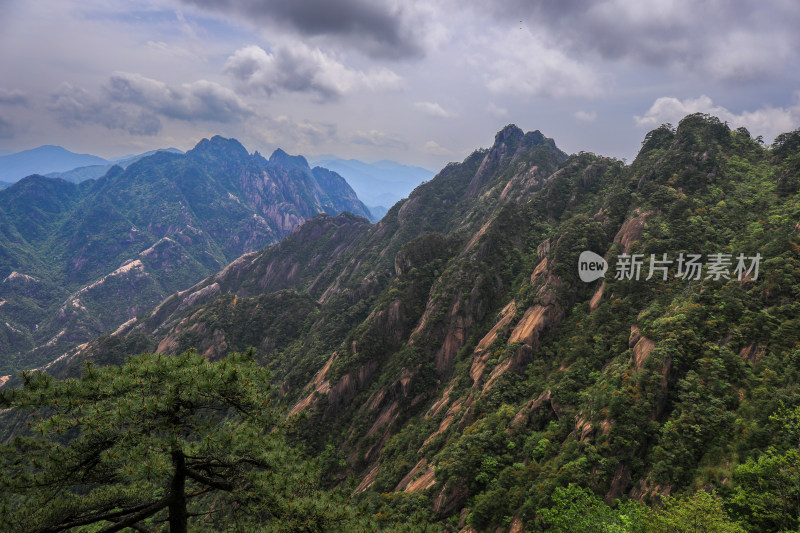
186;455;270;471
95;496;172;533
33;497;169;533
185;466;234;491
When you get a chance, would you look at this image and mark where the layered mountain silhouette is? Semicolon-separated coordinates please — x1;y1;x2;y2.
311;156;434;216
0;145;108;182
45;148;184;183
0;136;370;372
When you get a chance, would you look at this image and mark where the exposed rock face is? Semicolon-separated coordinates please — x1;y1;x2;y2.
605;464;633;503
328;362;380;411
405;464;437;493
511;390;553;429
433;482;469;517
509;305;551;348
354;462;381;493
475;301;517;354
508;517;526;533
3;271;39;284
424;396;466;447
289;354;335;416
614;209;654;253
630;324;655;370
502;246;567;372
395;458;436;492
465;125;557;199
435;304;470;375
589;281;605;312
739;342;764;363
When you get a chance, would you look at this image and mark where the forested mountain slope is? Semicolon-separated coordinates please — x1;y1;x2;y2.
0;136;370;373
25;116;800;531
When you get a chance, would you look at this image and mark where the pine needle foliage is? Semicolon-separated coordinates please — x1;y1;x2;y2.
0;350;380;532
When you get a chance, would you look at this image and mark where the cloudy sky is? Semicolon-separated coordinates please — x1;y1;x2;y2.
1;0;799;169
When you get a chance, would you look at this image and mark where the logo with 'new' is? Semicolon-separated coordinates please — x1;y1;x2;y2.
577;251;761;282
578;251;608;282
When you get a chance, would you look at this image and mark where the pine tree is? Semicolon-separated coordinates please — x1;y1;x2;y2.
0;350;359;532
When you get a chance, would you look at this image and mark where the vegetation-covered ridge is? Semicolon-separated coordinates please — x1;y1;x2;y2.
0;136;370;374
4;115;800;531
0;350;428;532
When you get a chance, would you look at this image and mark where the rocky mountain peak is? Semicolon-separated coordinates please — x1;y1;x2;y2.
188;135;249;160
494;124;525;147
493;124;556;154
269;148;310;170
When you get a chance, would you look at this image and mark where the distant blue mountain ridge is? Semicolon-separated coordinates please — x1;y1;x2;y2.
310;156;434;211
45;148;184;183
0;144;434;220
0;146;187;184
0;145;108;182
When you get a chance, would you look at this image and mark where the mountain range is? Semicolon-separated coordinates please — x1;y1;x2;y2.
0;136;370;373
0;145;192;184
3;115;800;531
44;148;185;183
0;145;432;221
311;156;434;212
0;145;108;182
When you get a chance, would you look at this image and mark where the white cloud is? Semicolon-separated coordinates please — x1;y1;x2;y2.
414;101;455;118
422;140;451;155
251;115;338;149
47;74;253;136
574;110;597;122
48;82;163;136
634;94;800;142
224;44;402;101
105;73;252;122
350;129;407;149
474;28;603;99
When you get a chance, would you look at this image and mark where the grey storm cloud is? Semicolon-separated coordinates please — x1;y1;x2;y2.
47;74;252;136
179;0;426;59
223;44;401;100
48;83;163;136
484;0;800;81
105;73;253;122
268;116;338;146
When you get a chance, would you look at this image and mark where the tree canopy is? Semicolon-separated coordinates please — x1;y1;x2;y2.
0;350;375;532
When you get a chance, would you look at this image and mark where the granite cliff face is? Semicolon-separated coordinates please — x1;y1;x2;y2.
0;136;370;372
